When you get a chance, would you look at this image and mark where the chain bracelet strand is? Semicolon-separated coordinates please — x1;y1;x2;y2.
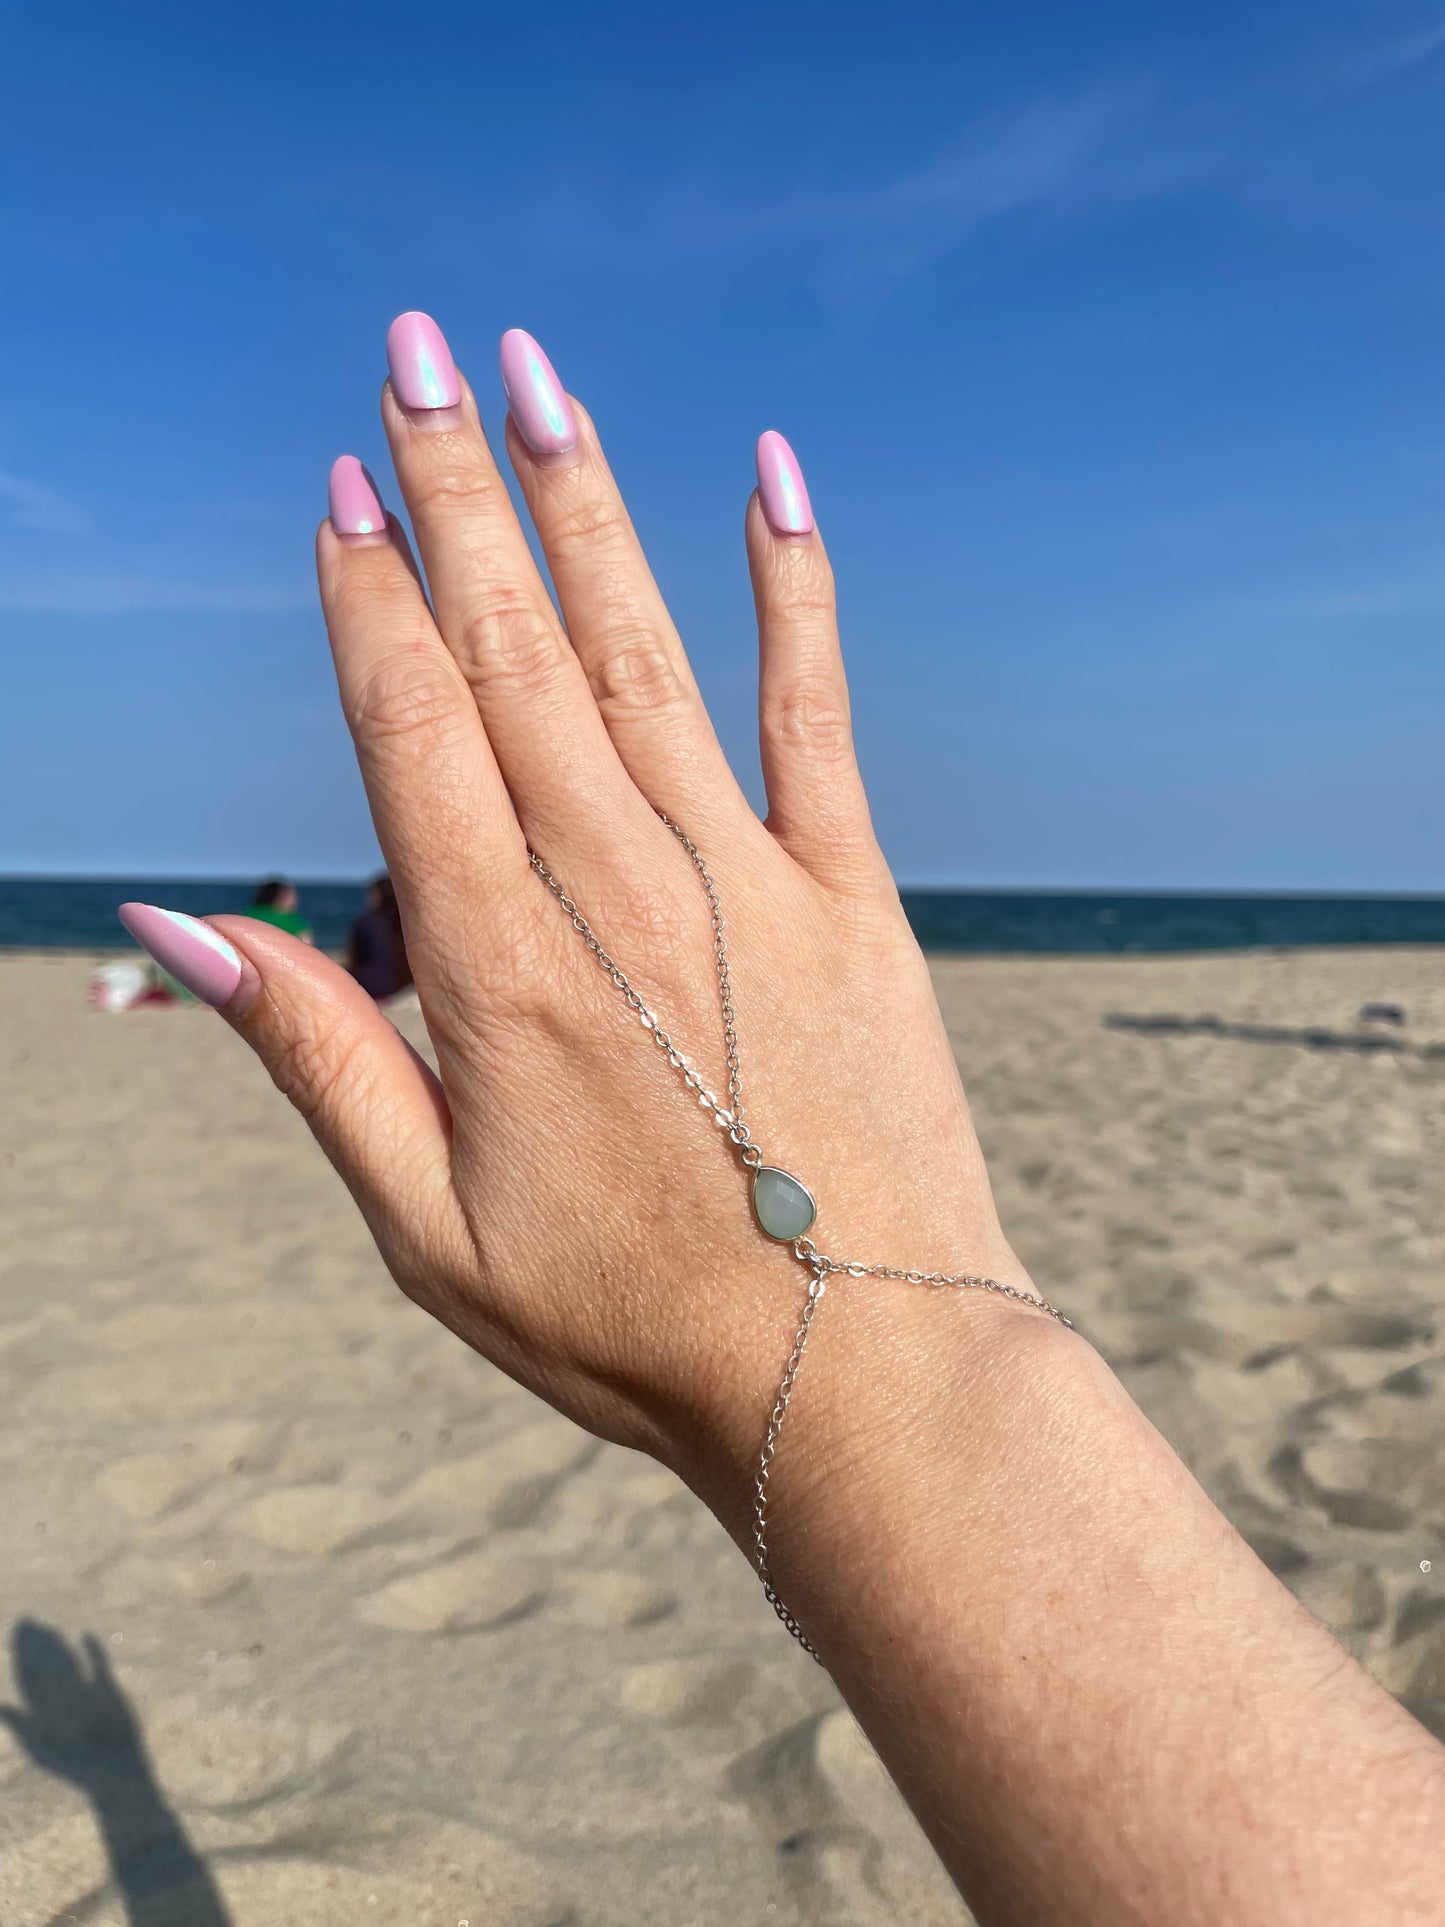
530;816;1073;1655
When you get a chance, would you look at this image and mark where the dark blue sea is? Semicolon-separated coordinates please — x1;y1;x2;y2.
4;876;1445;955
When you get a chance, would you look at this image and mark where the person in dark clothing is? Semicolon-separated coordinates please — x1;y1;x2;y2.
346;875;411;1001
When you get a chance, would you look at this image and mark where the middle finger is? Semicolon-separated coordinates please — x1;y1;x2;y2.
381;311;647;861
499;330;743;836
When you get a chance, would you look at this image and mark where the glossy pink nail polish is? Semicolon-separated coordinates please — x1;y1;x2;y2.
328;456;385;536
118;904;242;1009
386;311;461;412
499;328;578;456
756;430;814;535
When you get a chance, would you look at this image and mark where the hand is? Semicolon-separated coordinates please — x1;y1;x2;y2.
118;318;1445;1926
124;318;1060;1547
0;1623;142;1786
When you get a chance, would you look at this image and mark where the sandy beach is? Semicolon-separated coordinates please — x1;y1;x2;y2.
2;945;1442;1925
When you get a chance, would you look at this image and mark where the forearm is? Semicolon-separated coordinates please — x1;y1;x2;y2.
741;1283;1445;1926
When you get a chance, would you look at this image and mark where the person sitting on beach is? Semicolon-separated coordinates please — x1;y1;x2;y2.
345;874;412;1002
246;877;312;944
118;314;1445;1926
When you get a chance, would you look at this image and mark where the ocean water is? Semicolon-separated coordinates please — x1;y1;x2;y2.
4;876;1445;956
897;889;1445;955
0;878;375;954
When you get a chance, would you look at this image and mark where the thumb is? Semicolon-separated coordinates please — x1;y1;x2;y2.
117;905;460;1271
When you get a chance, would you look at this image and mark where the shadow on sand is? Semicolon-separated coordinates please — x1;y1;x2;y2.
1;1619;231;1925
1104;1013;1445;1060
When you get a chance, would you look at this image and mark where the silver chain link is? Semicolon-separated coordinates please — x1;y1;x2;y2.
531;815;1072;1656
530;816;761;1161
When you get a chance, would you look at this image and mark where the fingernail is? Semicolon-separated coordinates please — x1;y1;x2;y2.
499;328;578;456
118;904;242;1009
328;456;385;536
756;430;814;535
386;311;461;412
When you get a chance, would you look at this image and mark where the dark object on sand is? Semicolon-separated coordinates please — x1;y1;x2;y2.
348;875;412;1001
1359;1003;1406;1026
0;1620;231;1922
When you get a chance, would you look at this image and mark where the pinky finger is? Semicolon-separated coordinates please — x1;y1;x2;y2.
748;432;885;892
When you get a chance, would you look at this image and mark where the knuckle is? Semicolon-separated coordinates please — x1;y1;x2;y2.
265;1004;364;1123
589;627;689;718
770;587;838;624
545;491;633;555
456;596;566;695
761;675;855;761
325;567;401;630
405;461;506;519
767;538;836;606
348;654;466;751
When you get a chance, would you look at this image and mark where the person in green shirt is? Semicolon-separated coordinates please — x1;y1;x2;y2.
247;878;312;944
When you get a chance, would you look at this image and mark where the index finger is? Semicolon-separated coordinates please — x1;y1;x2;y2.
317;470;532;1044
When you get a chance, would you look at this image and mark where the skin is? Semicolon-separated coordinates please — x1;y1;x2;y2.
197;361;1445;1924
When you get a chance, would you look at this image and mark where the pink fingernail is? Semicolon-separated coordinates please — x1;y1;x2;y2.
387;311;461;412
118;905;242;1009
499;328;578;456
328;456;385;536
756;430;814;535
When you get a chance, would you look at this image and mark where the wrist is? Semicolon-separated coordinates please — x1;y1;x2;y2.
678;1241;1086;1587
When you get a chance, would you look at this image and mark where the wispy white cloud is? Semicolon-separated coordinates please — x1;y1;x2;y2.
0;574;310;614
0;469;90;536
534;26;1445;302
794;86;1156;281
771;86;1148;240
1332;16;1445;90
537;82;1160;292
0;471;309;612
1196;569;1445;634
1300;576;1445;620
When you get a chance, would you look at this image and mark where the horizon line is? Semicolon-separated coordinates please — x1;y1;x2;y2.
2;869;1444;903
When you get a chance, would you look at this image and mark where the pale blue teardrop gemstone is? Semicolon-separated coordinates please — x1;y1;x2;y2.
752;1166;817;1242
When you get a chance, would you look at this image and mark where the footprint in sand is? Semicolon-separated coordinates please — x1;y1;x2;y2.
237;1483;397;1556
404;1418;597;1529
96;1452;211;1523
1289;1562;1387;1639
92;1547;253;1608
1127;1300;1432;1373
96;1425;268;1524
619;1655;758;1724
0;1815;561;1927
1373;1594;1445;1740
1292;1439;1419;1533
145;1699;353;1809
173;1550;253;1604
617;1654;809;1754
728;1709;965;1923
358;1548;547;1633
554;1569;673;1628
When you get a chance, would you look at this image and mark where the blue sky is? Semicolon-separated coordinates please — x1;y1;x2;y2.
3;0;1444;888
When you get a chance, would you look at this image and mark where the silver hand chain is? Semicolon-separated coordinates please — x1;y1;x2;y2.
530;815;1072;1659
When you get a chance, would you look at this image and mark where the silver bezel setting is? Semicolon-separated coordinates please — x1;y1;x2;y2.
752;1165;817;1242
